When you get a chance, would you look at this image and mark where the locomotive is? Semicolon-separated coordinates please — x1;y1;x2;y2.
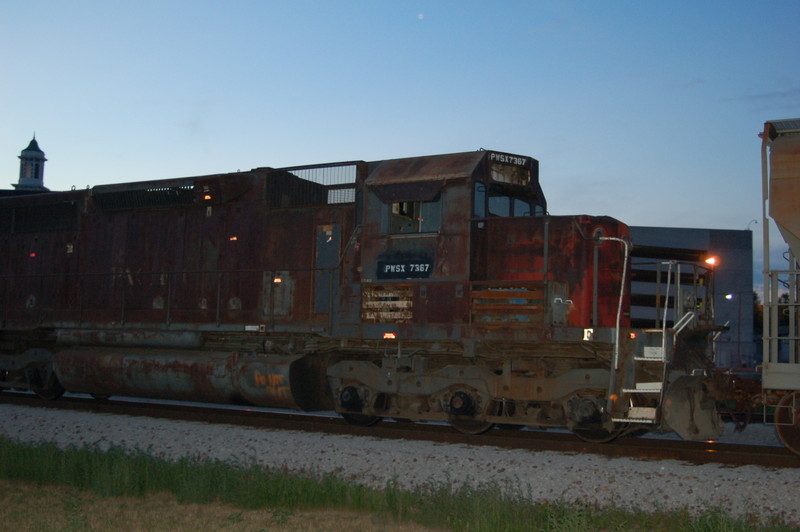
0;149;724;443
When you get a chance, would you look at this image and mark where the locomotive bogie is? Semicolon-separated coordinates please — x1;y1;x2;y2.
327;352;626;435
0;348;63;399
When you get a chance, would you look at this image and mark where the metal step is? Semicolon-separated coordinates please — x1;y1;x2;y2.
612;417;656;424
622;382;662;393
612;406;657;423
635;346;665;361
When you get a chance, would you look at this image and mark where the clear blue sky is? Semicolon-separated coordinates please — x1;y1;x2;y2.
1;1;798;278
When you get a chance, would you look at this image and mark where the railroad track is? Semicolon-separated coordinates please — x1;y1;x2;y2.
2;392;798;469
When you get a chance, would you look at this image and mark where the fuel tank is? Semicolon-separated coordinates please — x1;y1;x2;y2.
53;348;332;410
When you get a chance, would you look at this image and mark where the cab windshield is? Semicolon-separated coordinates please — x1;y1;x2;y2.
474;182;544;218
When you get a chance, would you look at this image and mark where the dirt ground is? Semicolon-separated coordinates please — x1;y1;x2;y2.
0;480;439;532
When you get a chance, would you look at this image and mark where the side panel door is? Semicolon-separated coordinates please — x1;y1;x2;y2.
314;224;341;314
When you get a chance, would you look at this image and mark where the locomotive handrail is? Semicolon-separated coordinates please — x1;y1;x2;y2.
596;235;629;414
338;225;362;267
672;311;696;335
660;261;676;371
763;268;800;365
630;258;713;330
713;320;730;342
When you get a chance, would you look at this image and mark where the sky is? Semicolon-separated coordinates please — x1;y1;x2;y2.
1;1;798;285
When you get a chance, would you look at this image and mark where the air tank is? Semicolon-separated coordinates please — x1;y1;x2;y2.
54;348;332;410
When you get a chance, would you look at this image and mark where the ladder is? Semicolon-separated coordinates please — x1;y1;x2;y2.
613;328;667;423
612;313;694;424
612;259;696;424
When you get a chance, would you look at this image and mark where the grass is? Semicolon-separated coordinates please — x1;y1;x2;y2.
0;437;795;532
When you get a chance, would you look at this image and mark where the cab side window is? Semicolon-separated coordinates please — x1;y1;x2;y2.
389;199;441;233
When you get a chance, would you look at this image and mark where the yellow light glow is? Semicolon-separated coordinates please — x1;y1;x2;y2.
273;278;282;284
383;332;397;340
229;236;238;241
704;256;719;267
204;194;212;201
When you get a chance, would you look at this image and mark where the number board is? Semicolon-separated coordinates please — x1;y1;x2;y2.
377;260;434;279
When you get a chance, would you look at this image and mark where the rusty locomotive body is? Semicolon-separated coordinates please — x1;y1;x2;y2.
0;150;723;441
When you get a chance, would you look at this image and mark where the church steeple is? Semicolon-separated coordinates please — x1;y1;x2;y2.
14;135;49;191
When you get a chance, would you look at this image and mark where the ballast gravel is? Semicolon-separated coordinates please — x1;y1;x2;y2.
1;403;798;526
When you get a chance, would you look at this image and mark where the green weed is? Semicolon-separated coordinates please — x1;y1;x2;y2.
0;437;794;532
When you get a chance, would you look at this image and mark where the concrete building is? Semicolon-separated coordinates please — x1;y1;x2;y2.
630;226;755;368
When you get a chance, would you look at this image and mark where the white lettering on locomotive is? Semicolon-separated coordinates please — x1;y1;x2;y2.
489;152;528;167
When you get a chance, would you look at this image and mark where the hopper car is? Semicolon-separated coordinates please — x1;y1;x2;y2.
759;118;800;454
0;149;727;443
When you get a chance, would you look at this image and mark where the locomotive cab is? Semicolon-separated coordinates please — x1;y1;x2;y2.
356;151;543;341
327;150;723;440
321;151;711;439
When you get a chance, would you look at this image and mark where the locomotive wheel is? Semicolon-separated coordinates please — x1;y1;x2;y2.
775;391;800;455
572;425;624;444
448;415;494;435
341;413;382;427
28;365;65;401
33;380;64;400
